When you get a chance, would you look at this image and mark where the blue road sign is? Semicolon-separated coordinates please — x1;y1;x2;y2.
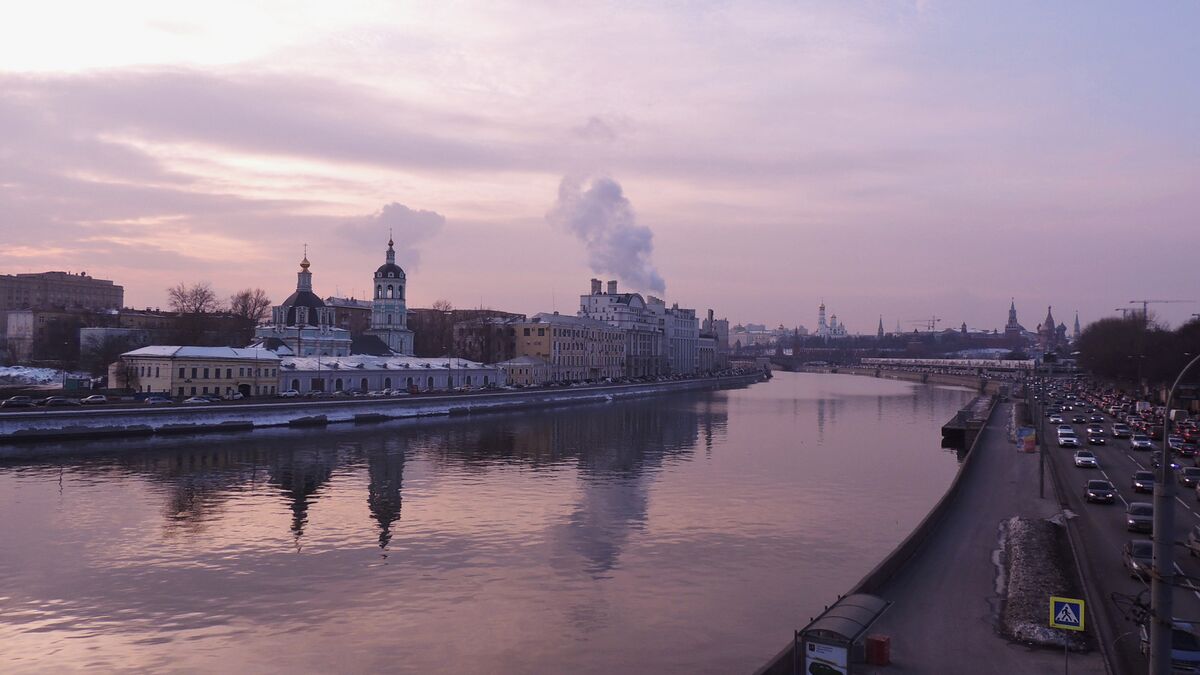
1050;596;1085;631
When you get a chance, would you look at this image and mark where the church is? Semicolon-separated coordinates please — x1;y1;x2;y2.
252;239;414;357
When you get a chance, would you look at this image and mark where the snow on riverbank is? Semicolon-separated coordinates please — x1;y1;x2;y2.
0;366;68;385
999;516;1091;650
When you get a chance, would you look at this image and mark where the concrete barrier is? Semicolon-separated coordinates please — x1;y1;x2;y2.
0;374;763;454
754;396;998;675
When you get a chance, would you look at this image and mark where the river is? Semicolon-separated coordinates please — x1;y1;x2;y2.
0;372;974;673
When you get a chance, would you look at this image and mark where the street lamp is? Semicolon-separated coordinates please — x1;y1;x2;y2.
1150;352;1200;675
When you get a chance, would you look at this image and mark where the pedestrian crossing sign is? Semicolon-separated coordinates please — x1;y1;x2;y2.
1050;596;1085;631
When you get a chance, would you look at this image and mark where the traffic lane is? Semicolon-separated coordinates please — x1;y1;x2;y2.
1047;426;1200;616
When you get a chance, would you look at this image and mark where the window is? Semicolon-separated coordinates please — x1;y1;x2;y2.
384;377;391;389
155;367;159;378
203;368;209;379
376;284;382;299
387;313;392;325
406;377;413;387
226;368;232;379
191;387;196;395
386;285;393;299
291;379;300;391
335;378;343;391
524;328;531;336
202;387;208;394
398;284;404;300
178;387;184;396
179;367;185;378
538;328;545;336
361;377;369;391
427;376;434;390
239;367;244;377
191;367;197;378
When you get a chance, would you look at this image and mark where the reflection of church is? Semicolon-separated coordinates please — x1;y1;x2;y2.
253;239;413;357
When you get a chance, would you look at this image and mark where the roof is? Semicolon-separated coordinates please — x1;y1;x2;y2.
802;594;889;644
375;262;406;279
530;312;613;329
281;355;495;371
351;334;395;356
122;346;281;361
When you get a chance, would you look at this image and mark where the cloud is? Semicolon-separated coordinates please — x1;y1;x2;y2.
338;202;446;271
572;116;619;143
546;175;665;294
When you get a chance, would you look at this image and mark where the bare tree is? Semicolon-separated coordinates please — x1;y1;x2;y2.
167;282;221;314
431;299;454;313
229;288;272;324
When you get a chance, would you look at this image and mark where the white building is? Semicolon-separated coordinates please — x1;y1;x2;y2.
646;296;699;375
578;279;665;377
253;254;353;356
278;355;505;394
367;237;414;355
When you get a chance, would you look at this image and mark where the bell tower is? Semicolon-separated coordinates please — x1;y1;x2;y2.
368;236;414;354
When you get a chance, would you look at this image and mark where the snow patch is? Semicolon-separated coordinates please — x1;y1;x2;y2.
0;366;68;385
998;516;1090;650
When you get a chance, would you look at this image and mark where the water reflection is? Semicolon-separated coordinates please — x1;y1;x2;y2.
0;374;970;674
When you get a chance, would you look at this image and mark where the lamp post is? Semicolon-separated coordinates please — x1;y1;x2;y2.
1150;353;1200;675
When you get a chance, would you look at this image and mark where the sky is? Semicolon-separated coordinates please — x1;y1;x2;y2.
1;1;1197;333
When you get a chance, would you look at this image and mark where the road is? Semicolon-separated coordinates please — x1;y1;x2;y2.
1039;401;1200;675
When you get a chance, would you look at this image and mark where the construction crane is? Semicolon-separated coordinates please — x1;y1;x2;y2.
1128;299;1192;321
905;316;942;332
1114;307;1134;318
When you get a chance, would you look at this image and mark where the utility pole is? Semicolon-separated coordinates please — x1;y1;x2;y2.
1150;353;1200;675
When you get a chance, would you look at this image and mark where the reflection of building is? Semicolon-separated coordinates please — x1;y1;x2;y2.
255;253;352;357
270;447;339;541
367;443;405;550
113;345;281;397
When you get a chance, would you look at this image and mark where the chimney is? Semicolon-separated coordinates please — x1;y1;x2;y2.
708;309;714;321
591;278;602;295
607;280;618;295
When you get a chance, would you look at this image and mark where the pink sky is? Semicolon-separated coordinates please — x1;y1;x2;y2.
1;2;1197;332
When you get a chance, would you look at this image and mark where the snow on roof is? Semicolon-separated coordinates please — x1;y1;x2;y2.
497;356;549;366
122;345;281;360
280;355;494;371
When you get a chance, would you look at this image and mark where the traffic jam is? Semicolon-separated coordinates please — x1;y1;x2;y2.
1033;378;1200;669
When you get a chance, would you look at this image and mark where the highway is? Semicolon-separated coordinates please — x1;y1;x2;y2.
1038;393;1200;675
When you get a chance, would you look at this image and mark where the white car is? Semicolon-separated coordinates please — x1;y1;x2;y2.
1058;433;1080;448
1131;435;1154;450
1073;450;1099;468
81;394;108;404
277;389;300;398
1057;424;1075;434
183;396;211;404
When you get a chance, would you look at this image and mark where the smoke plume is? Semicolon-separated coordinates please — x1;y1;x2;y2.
546;175;666;293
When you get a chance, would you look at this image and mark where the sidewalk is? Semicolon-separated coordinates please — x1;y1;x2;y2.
861;402;1105;674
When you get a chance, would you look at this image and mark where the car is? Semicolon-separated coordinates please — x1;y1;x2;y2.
1087;434;1107;446
1058;433;1080;448
1123;539;1154;579
182;396;211;404
1090;414;1106;423
1169;435;1186;452
44;397;82;407
1180;467;1200;489
0;396;35;408
1085;425;1105;435
1057;424;1075;434
1132;471;1156;493
145;396;173;405
1049;414;1065;423
1138;620;1200;672
1084;479;1116;504
1189;525;1200;556
1073;451;1099;468
222;392;245;400
278;389;300;398
1072;415;1086;424
1126;501;1154;532
1181;443;1199;458
81;394;108;404
1113;424;1132;438
1131;435;1154;450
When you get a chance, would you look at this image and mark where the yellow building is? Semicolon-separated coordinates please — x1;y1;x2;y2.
113;346;281;398
497;355;551;386
511;313;625;383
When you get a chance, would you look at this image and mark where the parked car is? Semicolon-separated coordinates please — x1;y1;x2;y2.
182;396;211;404
145;396;173;405
1123;539;1154;579
1126;501;1154;532
1180;467;1200;489
81;394;108;404
278;389;300;398
1132;471;1156;493
44;397;82;407
1073;451;1099;468
1084;479;1116;504
0;396;35;408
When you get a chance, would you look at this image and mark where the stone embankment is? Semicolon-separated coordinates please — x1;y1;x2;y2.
0;373;763;455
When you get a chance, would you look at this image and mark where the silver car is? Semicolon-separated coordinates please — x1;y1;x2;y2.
1127;502;1154;532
